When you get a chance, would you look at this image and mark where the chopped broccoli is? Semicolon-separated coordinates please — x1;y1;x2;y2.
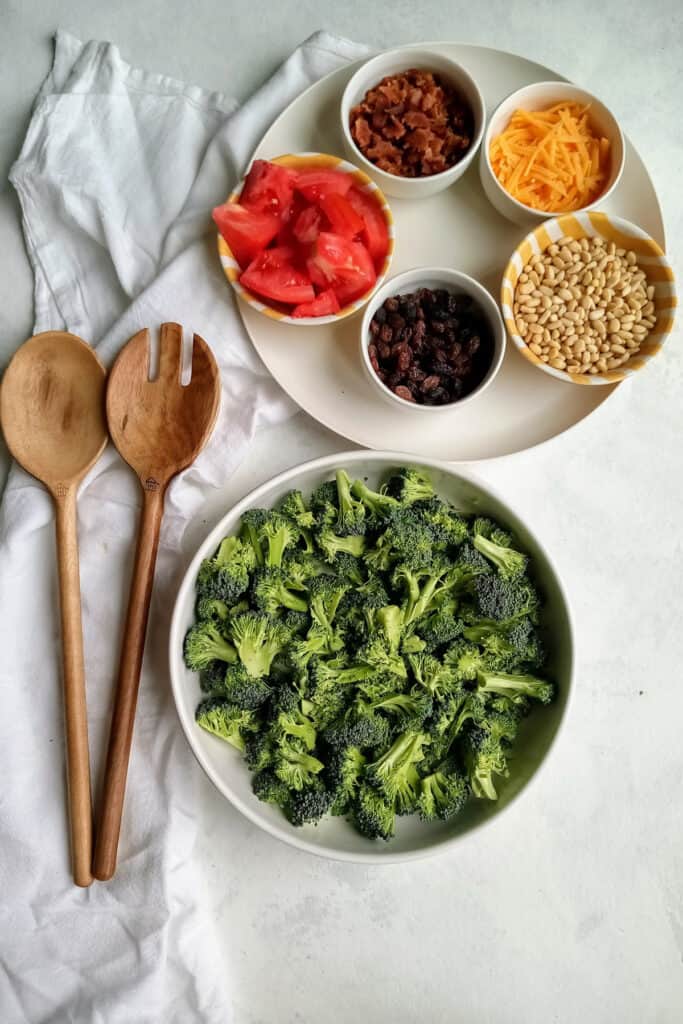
251;567;308;615
195;698;257;751
196;535;255;604
386;467;435;504
184;620;237;671
418;759;470;821
186;466;553;841
354;783;395;840
230;612;289;678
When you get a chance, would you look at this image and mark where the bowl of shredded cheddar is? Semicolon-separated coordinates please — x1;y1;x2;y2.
479;81;624;226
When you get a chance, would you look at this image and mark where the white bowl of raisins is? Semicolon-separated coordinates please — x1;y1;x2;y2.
360;267;506;412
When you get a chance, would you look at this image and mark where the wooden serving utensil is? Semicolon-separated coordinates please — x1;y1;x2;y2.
0;331;108;887
93;322;220;881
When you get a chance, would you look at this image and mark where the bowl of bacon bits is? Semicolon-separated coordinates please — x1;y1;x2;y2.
341;47;485;199
480;81;625;226
213;153;394;324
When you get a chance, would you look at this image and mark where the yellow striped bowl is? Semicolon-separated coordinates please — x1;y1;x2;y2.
501;212;676;385
217;152;395;326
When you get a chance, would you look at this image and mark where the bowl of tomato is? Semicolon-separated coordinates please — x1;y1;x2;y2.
213;153;395;325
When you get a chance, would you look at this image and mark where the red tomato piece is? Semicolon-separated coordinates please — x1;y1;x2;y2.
319;193;364;239
346;186;390;268
295;169;353;203
293;206;323;245
240;159;296;219
306;257;331;292
240;247;315;306
291;288;341;318
212;202;280;269
309;232;376;305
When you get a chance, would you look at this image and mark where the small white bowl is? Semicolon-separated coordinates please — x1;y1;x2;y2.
479;81;625;226
360;267;505;412
341;47;485;200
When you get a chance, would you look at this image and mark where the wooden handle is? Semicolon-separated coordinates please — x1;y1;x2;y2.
93;484;165;880
54;487;93;888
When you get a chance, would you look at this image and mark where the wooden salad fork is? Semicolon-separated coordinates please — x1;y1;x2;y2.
93;322;220;881
0;332;108;887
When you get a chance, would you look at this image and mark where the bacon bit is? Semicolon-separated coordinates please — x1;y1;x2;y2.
349;69;473;177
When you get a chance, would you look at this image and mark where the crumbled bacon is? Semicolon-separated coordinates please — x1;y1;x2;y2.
349;69;473;178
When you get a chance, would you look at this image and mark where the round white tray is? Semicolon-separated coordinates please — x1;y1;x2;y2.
237;44;665;461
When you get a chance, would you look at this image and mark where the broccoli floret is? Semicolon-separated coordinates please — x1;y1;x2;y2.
195;698;257;751
184;620;237;671
418;759;470;821
199;659;227;694
282;608;309;635
230;612;289;678
239;508;270;565
327;745;366;815
335;469;366;535
251;567;308;615
308;575;349;635
309;481;338;530
467;574;540;623
196;535;255;604
274;748;325;791
323;708;391;752
386;467;435;504
358;627;407;679
365;690;433;729
417;601;464;650
252;768;291;807
244;731;275;772
290;624;344;669
416;498;469;547
472;519;527;579
476;670;554;705
278;489;315;529
195;596;229;623
288;781;335;826
350;478;400;523
366;731;430;814
371;508;435;570
310;658;376;698
354;783;395;840
461;724;510;800
317;529;366;563
273;705;317;751
407;652;458;698
392;563;453;626
219;663;272;709
260;513;299;568
455;541;492;575
471;516;513;548
444;640;489;682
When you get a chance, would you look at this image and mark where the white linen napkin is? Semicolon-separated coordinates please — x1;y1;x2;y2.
0;30;368;1023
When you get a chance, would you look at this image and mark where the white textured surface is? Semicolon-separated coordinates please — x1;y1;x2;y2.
1;4;682;1023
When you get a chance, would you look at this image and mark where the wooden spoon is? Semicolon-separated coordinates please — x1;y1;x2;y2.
93;322;220;881
0;331;108;887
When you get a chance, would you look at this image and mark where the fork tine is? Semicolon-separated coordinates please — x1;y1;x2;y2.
190;333;219;390
157;322;183;384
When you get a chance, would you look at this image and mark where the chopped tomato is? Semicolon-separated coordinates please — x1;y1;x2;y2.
292;205;323;245
240;159;296;219
309;232;376;305
240;247;314;305
319;193;364;239
213;202;280;269
291;288;341;318
295;169;353;203
346;186;389;267
306;258;331;292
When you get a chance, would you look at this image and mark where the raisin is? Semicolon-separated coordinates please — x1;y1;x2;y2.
384;297;399;313
370;319;380;336
368;344;379;371
421;374;441;392
404;303;417;321
388;313;405;330
396;345;412;372
374;306;387;325
431;320;445;335
379;324;393;344
378;342;391;360
394;385;415;402
467;335;481;355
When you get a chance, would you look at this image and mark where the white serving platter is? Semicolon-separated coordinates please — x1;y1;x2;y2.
236;43;665;461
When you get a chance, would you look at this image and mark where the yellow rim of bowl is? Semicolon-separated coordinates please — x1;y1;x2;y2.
216;152;395;324
501;211;676;385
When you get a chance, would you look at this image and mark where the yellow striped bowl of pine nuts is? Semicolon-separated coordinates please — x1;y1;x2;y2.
501;212;676;384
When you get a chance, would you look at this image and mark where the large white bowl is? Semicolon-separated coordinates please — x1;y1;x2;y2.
340;47;485;200
360;267;506;413
169;451;574;863
479;81;625;226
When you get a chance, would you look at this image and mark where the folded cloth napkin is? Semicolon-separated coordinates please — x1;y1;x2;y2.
1;30;368;1023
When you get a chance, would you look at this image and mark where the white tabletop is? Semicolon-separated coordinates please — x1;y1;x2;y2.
1;3;682;1022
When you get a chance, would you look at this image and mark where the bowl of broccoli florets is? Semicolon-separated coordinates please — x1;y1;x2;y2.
169;452;573;861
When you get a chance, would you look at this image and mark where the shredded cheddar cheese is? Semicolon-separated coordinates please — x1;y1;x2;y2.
490;102;611;213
